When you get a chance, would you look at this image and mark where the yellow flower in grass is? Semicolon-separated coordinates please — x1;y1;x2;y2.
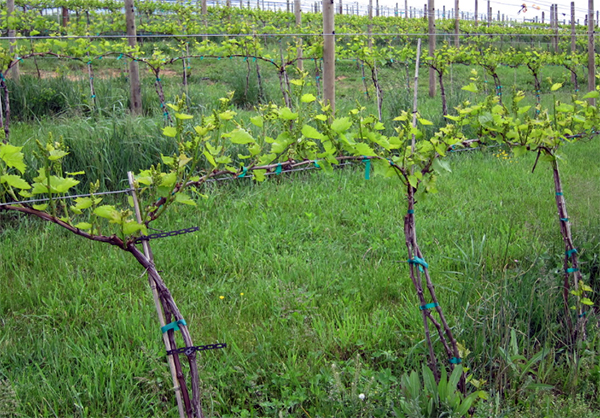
219;295;225;300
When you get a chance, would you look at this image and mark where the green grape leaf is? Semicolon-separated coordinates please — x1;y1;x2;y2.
1;174;31;189
331;117;352;133
301;93;316;103
0;144;26;173
250;116;264;128
163;126;177;137
302;125;325;140
229;129;255;144
74;222;92;230
93;205;121;223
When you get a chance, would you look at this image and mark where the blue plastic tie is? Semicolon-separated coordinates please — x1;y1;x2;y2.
275;163;282;175
161;319;187;333
156;78;161;82
313;160;320;168
117;54;123;60
407;209;414;214
556;192;563;196
362;157;371;180
449;357;462;364
579;311;587;318
91;94;96;98
567;268;579;273
420;302;439;311
566;249;578;257
560;218;569;222
408;257;429;272
238;166;248;178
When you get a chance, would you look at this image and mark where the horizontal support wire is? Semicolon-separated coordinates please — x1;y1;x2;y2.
0;188;134;207
3;131;598;208
0;32;592;41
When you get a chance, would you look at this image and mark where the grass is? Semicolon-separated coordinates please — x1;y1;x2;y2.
2;139;600;416
2;42;600;416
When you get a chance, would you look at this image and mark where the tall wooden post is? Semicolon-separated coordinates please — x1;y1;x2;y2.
405;0;408;18
322;0;335;113
339;0;343;14
124;0;142;115
487;0;491;25
61;6;69;27
428;0;436;97
571;2;576;55
368;0;373;46
553;4;559;53
7;0;19;81
588;0;596;106
454;0;459;47
295;0;303;71
474;0;478;26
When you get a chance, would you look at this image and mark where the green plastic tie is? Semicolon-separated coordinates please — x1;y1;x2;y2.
117;53;123;60
362;157;371;180
161;319;187;333
408;257;429;272
579;311;587;318
275;163;282;175
313;160;320;168
566;249;578;257
407;209;414;214
238;166;248;178
560;218;569;222
91;94;96;98
566;268;579;273
420;302;439;311
449;357;462;364
156;78;161;82
556;192;563;196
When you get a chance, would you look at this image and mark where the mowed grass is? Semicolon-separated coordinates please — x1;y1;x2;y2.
2;137;600;416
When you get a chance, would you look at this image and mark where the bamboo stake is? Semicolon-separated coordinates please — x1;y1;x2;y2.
411;39;422;154
322;0;335;113
127;172;187;418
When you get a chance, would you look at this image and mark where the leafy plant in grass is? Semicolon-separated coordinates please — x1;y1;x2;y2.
458;82;600;344
394;365;485;418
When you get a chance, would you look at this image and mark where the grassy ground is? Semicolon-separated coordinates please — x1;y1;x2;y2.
2;139;600;416
2;46;600;416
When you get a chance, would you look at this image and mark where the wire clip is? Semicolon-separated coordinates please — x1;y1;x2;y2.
167;343;227;356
